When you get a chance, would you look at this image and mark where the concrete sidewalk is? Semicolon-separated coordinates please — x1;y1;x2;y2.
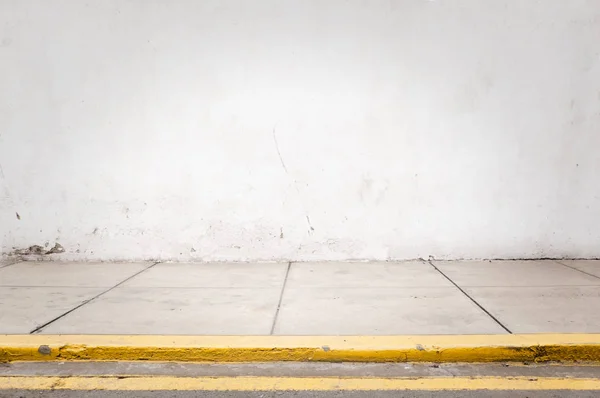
1;259;599;335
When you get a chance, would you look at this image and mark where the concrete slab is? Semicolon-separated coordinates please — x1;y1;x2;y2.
557;260;600;279
274;287;507;335
0;287;104;333
287;262;452;288
433;260;600;287
465;286;600;333
2;260;598;336
124;263;287;288
41;287;281;335
0;262;149;288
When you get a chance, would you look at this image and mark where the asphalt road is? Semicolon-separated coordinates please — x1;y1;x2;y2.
1;362;599;398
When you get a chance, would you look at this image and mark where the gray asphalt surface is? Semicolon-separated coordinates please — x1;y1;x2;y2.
4;361;600;378
1;362;599;398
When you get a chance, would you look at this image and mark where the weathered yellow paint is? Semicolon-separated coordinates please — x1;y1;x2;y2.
1;334;600;363
1;376;600;391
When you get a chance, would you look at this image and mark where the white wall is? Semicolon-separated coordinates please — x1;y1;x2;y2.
1;0;599;262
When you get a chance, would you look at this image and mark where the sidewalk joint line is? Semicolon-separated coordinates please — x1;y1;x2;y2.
270;261;292;335
428;260;513;334
29;261;160;334
554;260;600;281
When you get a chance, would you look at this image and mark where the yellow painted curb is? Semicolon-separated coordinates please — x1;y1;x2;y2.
1;334;600;363
1;376;600;391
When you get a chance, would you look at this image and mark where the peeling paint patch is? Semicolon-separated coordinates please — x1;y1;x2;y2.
11;243;65;256
14;245;45;255
46;243;65;254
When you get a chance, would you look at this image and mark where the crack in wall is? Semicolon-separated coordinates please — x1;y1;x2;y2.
272;126;314;234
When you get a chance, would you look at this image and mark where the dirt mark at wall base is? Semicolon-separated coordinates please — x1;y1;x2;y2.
10;243;65;256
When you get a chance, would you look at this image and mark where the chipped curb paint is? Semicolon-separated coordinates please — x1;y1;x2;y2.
1;334;600;363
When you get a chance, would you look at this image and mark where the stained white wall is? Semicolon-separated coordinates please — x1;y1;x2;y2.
1;0;599;262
